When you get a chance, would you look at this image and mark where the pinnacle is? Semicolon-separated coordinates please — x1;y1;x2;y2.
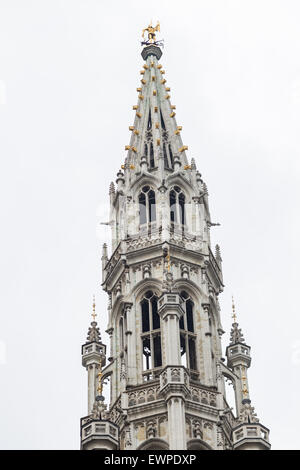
109;182;115;195
229;323;245;345
86;321;101;343
215;244;222;261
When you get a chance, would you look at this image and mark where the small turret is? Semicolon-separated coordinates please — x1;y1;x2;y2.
226;298;271;450
80;298;119;450
81;297;106;414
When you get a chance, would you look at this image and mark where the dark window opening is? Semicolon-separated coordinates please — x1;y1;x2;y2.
186;300;194;332
189;337;197;370
168;144;174;168
179;193;185;225
139;187;156;226
141;300;150;332
145;290;153;299
141;291;162;373
151;297;160;329
169;187;185;226
150;142;154;168
144;143;148;156
163;143;169;168
170;190;177;223
160;110;166;130
153;335;162;367
147;111;152;130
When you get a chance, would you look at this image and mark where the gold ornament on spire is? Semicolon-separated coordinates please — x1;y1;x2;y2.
97;360;103;396
142;21;160;43
166;249;171;272
232;296;237;323
91;295;97;322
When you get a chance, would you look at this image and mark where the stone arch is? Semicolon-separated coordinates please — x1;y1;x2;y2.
187;438;212;450
166;174;194;201
137;437;169;450
131;174;160;198
173;279;206;301
132;278;162;303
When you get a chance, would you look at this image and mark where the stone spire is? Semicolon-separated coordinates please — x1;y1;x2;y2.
122;38;189;175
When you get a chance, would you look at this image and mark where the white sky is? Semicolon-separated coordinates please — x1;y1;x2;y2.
0;0;299;450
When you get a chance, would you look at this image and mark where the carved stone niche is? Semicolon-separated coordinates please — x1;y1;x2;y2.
146;419;157;438
128;392;137;407
143;263;151;279
192;419;203;439
181;264;189;279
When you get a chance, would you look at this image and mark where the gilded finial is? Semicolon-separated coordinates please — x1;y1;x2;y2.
92;295;97;322
232;296;237;323
97;360;103;396
166;249;171;272
142;21;160;44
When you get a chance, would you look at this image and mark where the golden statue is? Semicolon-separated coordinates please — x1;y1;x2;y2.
142;21;160;43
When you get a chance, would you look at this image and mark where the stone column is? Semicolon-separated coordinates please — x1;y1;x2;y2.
158;293;183;366
124;302;136;386
158;293;188;450
167;397;187;449
201;303;214;386
87;364;98;414
158;182;168;243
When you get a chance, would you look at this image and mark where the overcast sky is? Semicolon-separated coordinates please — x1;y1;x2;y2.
0;0;299;450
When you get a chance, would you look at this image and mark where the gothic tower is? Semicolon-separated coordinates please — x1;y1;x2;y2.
80;29;270;451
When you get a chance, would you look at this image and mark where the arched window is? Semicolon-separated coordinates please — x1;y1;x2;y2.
141;291;162;380
139;186;156;229
169;186;185;226
179;291;197;372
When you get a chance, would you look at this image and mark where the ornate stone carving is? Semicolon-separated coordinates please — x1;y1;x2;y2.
146;419;157;438
238;402;259;424
181;264;189;279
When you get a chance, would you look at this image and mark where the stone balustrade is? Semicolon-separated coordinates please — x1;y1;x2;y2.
81;419;119;450
232;422;271;450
